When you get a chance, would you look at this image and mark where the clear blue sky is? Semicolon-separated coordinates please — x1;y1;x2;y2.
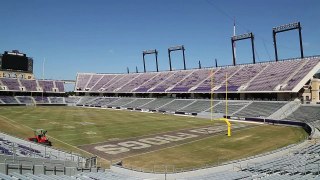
0;0;319;81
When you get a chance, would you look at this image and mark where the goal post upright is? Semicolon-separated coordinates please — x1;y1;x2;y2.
225;72;228;119
225;72;231;137
211;70;231;136
210;69;214;121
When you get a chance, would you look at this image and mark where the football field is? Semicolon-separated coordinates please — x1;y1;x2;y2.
0;106;307;169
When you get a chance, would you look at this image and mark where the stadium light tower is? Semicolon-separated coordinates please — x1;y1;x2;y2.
231;32;256;65
168;45;186;71
272;22;303;61
142;49;159;72
42;58;46;103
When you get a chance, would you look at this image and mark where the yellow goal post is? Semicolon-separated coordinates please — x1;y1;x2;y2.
211;69;231;136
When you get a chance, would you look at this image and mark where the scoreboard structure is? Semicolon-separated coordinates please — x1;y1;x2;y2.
0;50;34;79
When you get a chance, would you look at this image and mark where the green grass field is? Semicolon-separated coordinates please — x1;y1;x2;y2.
0;106;219;163
123;125;306;171
0;106;216;145
0;106;307;169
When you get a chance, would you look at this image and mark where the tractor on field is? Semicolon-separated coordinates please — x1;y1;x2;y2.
28;129;52;146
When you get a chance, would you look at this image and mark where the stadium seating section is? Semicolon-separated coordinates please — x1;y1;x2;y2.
0;170;145;180
0;95;319;126
0;96;318;121
2;142;320;179
284;105;320;129
180;143;320;179
75;56;320;93
0;132;85;165
234;102;287;118
0;78;64;92
0;132;104;179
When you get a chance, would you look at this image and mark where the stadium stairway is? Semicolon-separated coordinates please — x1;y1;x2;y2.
268;100;301;120
233;101;287;118
283;105;320;130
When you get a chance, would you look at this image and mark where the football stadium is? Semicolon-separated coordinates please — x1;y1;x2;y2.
0;1;320;180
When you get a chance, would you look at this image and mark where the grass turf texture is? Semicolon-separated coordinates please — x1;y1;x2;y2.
0;106;307;169
123;125;307;171
0;107;216;157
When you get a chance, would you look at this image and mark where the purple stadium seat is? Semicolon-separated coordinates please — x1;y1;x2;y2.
55;81;65;92
169;69;212;92
246;60;303;91
0;78;20;90
117;73;158;92
76;73;92;91
133;71;175;92
103;73;140;92
192;66;240;92
150;70;192;92
74;56;320;93
38;80;54;92
20;79;38;91
86;74;104;90
91;74;117;91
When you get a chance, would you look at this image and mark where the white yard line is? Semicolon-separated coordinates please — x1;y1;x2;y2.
77;124;233;146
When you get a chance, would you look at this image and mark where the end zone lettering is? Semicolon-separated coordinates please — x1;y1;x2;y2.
94;132;198;155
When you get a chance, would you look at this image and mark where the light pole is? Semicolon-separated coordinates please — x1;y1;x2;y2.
42;58;46;103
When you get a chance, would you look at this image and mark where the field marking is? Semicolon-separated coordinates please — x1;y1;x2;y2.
57;132;92;137
84;131;97;135
78;124;252;160
0;115;35;131
230;135;253;142
227;119;265;125
120;125;260;161
173;114;196;117
50;122;174;138
76;122;96;125
63;125;76;129
0;114;108;162
77;124;232;146
0;115;26;130
49;122;59;125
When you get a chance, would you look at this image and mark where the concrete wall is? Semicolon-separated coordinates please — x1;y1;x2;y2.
311;78;320;103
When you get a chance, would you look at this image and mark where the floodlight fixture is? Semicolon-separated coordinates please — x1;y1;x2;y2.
272;22;303;61
142;49;159;72
168;45;186;71
231;32;256;65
